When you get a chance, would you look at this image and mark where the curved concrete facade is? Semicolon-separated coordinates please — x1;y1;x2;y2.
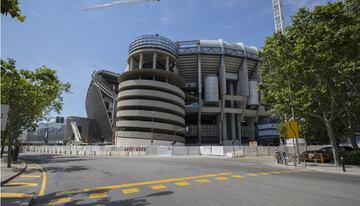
116;35;186;146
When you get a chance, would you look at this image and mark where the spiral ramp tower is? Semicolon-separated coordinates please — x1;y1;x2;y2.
115;35;186;146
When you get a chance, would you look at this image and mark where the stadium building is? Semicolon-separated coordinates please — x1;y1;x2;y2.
113;35;275;146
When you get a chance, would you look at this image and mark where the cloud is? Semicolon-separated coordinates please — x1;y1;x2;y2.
218;22;233;30
160;7;171;25
28;9;41;17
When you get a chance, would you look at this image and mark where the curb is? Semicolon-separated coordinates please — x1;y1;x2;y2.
1;162;28;186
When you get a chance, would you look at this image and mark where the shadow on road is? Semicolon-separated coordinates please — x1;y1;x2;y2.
20;153;94;173
33;189;174;206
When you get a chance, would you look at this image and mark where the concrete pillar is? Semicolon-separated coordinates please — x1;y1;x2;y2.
237;114;242;144
247;117;256;140
219;56;227;144
166;56;170;71
129;57;134;70
229;82;236;144
153;52;157;69
197;52;202;145
238;58;249;96
139;53;143;69
217;114;222;144
223;113;228;141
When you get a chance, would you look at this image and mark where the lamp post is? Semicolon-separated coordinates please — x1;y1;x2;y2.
300;118;307;166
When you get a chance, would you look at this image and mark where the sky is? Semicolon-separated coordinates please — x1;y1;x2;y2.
1;0;333;119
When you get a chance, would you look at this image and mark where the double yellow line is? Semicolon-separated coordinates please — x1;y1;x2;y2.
32;164;47;197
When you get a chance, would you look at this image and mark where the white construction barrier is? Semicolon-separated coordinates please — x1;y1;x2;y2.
173;146;188;156
200;146;211;155
211;146;224;156
157;146;172;156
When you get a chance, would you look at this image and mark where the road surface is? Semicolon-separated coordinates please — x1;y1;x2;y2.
3;153;360;206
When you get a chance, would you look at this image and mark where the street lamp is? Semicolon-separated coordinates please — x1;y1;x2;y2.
300;118;307;166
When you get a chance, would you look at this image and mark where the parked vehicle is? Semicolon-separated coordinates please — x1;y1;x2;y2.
301;146;353;162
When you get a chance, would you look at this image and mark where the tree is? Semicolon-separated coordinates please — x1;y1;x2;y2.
1;59;70;167
1;0;25;21
260;0;360;166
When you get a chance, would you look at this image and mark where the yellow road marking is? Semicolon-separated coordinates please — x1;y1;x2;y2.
150;185;167;190
89;192;108;199
0;193;33;198
246;173;258;177
215;177;229;181
5;182;38;187
270;171;282;174
83;172;232;192
122;188;140;194
195;179;211;183
33;164;47;196
20;175;41;178
258;172;270;175
231;175;244;178
48;197;71;205
174;182;190;186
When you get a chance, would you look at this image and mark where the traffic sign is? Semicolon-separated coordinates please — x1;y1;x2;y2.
286;120;299;138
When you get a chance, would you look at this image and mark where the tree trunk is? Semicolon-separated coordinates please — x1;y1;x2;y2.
0;132;6;158
7;136;13;168
324;116;340;166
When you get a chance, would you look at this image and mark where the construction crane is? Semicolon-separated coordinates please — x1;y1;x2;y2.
272;0;285;33
84;0;160;11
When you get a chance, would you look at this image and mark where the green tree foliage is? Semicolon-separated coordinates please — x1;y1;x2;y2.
1;59;70;167
1;0;25;21
260;0;360;166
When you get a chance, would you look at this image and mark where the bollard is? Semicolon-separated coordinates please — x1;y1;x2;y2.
341;156;346;172
320;154;324;164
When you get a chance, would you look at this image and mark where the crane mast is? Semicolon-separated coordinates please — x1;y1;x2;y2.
84;0;159;11
272;0;285;33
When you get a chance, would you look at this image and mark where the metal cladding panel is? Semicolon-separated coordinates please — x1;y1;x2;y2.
248;81;259;105
85;83;113;140
204;75;219;103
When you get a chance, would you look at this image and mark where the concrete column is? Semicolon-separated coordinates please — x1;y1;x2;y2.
129;57;134;70
237;114;242;144
229;82;236;144
219;56;227;144
139;53;143;69
153;52;157;69
247;117;256;140
217;114;222;144
238;58;249;96
166;56;170;71
197;52;202;145
223;114;228;141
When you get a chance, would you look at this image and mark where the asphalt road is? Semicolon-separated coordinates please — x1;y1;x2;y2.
7;153;360;206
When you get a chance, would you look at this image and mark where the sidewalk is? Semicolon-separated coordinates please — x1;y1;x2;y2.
240;156;360;175
1;157;27;185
